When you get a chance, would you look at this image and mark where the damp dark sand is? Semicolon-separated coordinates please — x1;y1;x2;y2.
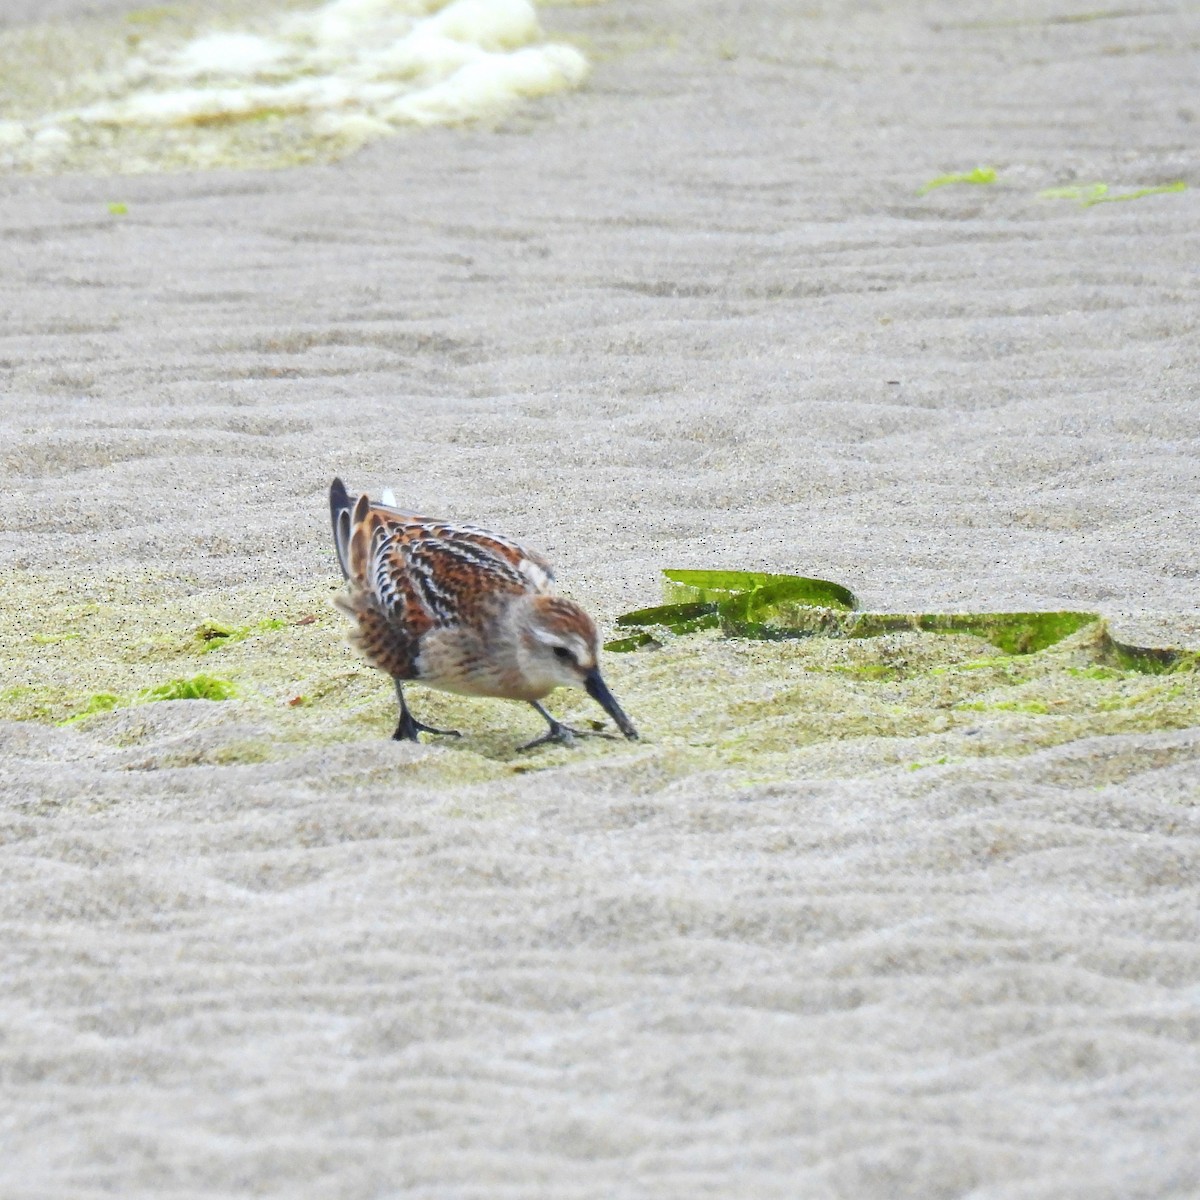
2;1;1199;1196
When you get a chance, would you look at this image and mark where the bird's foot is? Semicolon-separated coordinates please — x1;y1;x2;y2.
393;714;462;742
518;719;616;752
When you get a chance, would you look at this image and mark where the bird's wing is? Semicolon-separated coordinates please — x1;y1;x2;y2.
346;507;535;632
392;524;536;628
342;482;555;592
405;519;556;594
342;497;433;639
371;488;555;593
367;490;555;592
337;483;556;623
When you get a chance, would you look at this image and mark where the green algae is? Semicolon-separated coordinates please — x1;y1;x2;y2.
65;692;122;723
139;673;238;702
612;602;721;649
1039;181;1187;207
1096;633;1199;674
941;10;1150;30
194;616;287;652
725;609;1100;654
0;685;59;722
2;569;1198;790
57;674;236;724
609;570;860;651
663;569;858;611
911;173;1185;209
918;167;997;196
610;570;1197;676
593;568;1199;779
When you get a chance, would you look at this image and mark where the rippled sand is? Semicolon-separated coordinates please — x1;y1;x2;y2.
2;1;1199;1196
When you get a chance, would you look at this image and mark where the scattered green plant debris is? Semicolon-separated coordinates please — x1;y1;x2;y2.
139;673;238;702
609;570;1200;679
62;692;122;723
56;674;237;723
609;571;859;652
107;201;128;215
918;166;997;195
1040;182;1109;203
196;619;237;644
604;631;664;653
1;684;59;722
1083;181;1187;206
195;616;287;651
3;570;1198;787
612;601;721;648
1039;181;1187;207
940;11;1150;30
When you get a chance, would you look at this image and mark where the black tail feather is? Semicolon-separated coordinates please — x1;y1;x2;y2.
329;477;354;580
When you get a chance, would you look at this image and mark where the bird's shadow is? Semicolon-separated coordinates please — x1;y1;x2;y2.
396;711;632;767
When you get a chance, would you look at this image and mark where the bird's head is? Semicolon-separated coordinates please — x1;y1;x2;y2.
517;595;639;740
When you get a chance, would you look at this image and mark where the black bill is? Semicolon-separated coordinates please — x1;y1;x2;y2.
584;668;639;741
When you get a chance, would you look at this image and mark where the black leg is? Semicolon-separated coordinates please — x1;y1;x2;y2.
392;680;461;742
518;701;616;751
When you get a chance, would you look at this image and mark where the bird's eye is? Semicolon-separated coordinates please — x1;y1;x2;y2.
552;646;574;663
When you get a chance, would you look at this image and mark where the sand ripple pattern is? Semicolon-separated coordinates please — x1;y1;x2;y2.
2;719;1199;1197
2;0;1199;1193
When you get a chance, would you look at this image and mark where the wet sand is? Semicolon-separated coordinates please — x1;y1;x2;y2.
2;1;1199;1196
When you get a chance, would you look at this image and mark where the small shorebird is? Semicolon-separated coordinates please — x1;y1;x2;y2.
329;478;639;750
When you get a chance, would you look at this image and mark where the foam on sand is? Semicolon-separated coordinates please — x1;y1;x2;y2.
0;0;589;173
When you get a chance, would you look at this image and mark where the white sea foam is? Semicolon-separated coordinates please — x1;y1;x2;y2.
10;0;588;170
83;0;582;128
383;44;588;124
169;33;291;80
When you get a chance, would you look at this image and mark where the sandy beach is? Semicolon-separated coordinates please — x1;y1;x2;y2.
2;0;1199;1195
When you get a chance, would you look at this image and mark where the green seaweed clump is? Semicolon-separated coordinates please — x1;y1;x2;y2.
62;692;122;724
139;674;238;702
195;617;286;651
609;569;1198;679
608;570;859;653
57;673;238;723
918;167;997;195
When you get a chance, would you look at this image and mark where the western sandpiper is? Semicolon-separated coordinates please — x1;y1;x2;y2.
329;478;639;750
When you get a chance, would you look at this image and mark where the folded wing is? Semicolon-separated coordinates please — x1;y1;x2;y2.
330;478;555;634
